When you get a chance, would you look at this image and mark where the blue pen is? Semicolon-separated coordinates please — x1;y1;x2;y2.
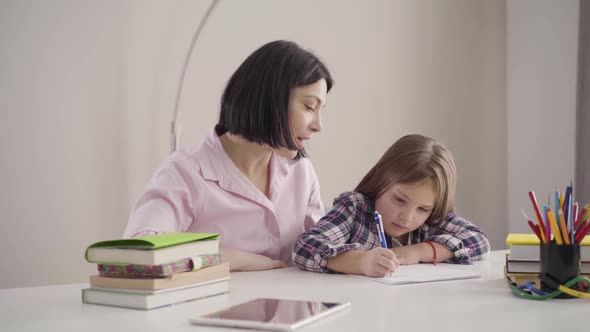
564;186;571;224
569;188;574;244
374;211;388;248
374;211;393;277
543;205;550;241
554;189;560;224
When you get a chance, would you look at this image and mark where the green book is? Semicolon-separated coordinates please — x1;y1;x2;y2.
85;233;220;265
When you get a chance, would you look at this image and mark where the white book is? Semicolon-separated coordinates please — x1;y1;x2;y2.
353;264;481;285
86;239;219;265
506;259;590;274
508;244;540;261
509;244;590;262
82;279;229;310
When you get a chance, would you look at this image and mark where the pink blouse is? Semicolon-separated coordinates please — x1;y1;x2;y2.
123;129;325;264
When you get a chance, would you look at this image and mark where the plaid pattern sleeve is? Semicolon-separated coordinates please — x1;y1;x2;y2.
292;192;380;273
415;212;491;264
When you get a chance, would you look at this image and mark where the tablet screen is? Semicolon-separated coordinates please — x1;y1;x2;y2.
189;298;350;331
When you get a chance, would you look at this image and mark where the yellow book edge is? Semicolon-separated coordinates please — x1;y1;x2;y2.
506;233;590;245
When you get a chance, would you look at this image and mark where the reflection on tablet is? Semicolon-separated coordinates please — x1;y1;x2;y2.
190;298;350;331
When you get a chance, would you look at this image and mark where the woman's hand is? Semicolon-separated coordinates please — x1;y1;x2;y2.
359;247;400;277
221;248;288;271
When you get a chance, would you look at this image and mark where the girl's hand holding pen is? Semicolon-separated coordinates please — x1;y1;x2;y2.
359;247;400;277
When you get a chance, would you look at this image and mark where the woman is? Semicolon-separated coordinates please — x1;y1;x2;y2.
124;40;333;271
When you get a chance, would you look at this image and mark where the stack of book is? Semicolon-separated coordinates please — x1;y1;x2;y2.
504;233;590;285
82;233;229;310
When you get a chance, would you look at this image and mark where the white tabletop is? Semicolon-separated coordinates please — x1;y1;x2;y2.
0;250;585;332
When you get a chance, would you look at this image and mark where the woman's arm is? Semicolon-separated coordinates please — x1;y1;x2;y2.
124;157;196;238
221;248;287;271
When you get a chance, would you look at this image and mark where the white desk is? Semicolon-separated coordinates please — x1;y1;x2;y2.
0;250;585;332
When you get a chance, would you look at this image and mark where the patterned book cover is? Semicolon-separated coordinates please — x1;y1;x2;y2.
97;254;221;278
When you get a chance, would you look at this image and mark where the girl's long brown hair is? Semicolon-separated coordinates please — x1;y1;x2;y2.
355;134;456;225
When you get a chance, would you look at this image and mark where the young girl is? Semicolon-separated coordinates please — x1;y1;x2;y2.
292;134;490;277
124;40;333;271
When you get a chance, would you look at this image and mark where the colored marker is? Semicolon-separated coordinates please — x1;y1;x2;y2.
528;191;547;243
558;210;571;245
527;220;542;241
547;208;562;245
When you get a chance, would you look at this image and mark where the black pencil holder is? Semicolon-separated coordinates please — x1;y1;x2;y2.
540;243;581;299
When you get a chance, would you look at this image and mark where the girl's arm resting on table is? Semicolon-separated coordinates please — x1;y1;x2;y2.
292;194;363;273
393;242;453;265
326;250;365;274
423;213;491;264
292;232;362;273
221;248;287;271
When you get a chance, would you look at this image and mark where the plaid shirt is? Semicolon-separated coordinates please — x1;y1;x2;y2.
292;191;490;273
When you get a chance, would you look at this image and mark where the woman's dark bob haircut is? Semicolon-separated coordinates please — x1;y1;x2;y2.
216;40;333;159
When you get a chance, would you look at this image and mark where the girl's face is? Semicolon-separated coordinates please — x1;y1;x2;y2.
277;79;327;159
375;178;437;239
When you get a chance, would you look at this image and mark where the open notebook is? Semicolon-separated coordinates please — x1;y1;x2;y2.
354;264;481;285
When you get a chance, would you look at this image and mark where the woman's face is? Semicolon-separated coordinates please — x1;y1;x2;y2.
375;178;437;239
277;79;327;159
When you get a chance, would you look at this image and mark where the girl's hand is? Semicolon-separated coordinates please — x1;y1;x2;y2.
359;247;400;277
392;245;422;265
221;248;288;271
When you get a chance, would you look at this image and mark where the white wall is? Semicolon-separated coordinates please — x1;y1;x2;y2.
0;0;129;288
1;0;508;288
138;0;508;253
506;0;579;235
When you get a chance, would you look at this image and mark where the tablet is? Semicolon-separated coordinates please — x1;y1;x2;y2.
189;298;350;331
